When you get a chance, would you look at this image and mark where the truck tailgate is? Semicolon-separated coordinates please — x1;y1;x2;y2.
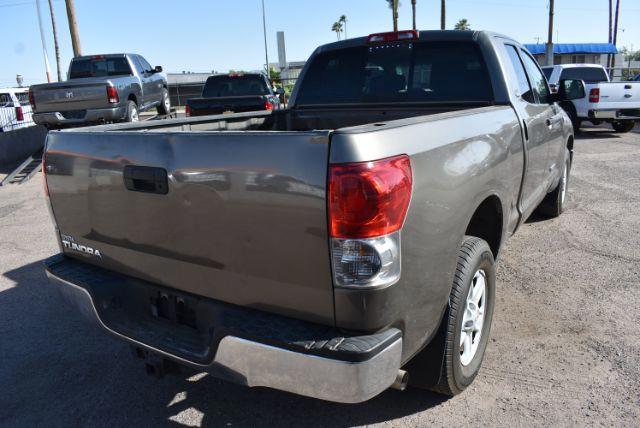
189;96;268;115
44;130;335;325
591;82;640;109
34;79;110;112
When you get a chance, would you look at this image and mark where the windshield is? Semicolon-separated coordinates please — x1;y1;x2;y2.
69;57;132;79
296;41;493;105
559;67;609;83
202;75;270;97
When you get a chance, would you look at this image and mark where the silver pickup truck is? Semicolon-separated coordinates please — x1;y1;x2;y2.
30;54;170;128
42;31;579;403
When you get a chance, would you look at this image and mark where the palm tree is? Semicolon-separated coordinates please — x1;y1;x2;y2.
339;15;348;39
47;0;62;81
385;0;399;32
331;21;343;40
454;18;470;30
411;0;417;30
440;0;446;30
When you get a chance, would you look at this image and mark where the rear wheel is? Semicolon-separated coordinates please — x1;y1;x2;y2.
125;100;139;122
562;103;581;134
611;120;635;133
409;236;496;397
157;89;170;115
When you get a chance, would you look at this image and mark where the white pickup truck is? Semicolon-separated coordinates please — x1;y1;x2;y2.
542;64;639;133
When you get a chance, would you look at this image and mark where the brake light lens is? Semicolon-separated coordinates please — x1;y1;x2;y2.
367;30;419;44
589;88;600;103
185;105;191;116
15;106;24;121
106;86;119;104
328;155;412;289
329;155;412;239
264;100;274;111
29;89;36;111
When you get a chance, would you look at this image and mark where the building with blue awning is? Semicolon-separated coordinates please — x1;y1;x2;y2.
523;43;619;67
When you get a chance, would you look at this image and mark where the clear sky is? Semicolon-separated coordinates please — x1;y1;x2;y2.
3;0;639;86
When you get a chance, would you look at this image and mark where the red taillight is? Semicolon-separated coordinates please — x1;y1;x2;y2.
106;86;119;104
264;100;274;111
29;89;36;111
15;106;24;121
329;155;412;239
589;88;600;103
185;105;191;116
367;30;419;44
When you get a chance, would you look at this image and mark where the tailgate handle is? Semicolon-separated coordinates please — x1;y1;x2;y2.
123;165;168;195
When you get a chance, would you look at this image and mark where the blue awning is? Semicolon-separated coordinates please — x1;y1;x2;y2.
523;43;618;55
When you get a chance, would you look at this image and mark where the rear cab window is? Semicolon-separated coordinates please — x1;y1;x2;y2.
559;67;609;83
295;41;494;106
69;56;132;79
203;75;270;97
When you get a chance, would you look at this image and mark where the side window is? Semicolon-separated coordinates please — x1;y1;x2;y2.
139;56;152;73
505;45;534;103
131;55;146;75
519;50;550;104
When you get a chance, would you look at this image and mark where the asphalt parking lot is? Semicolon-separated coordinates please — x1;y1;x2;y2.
1;126;639;427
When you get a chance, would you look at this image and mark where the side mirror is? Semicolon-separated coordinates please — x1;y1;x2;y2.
154;66;163;73
275;87;285;95
557;79;585;101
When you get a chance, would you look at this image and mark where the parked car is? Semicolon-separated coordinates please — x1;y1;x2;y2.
635;74;640;81
30;54;170;129
185;73;282;116
0;87;33;132
542;64;639;132
43;30;578;403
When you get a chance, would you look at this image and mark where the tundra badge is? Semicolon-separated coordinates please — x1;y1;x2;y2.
60;234;102;258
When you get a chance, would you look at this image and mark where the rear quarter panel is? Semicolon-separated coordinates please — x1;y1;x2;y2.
329;106;524;361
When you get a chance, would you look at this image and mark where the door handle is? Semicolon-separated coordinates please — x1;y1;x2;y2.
546;118;554;128
123;165;168;194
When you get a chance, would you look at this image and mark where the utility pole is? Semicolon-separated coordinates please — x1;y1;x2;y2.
48;0;62;81
411;0;417;31
545;0;554;66
35;0;52;83
262;0;270;79
65;0;82;57
441;0;446;30
611;0;620;74
607;0;613;69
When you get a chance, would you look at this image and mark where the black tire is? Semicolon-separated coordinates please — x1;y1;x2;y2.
156;89;170;115
427;236;496;396
561;102;581;134
611;120;635;133
124;100;139;122
537;150;571;218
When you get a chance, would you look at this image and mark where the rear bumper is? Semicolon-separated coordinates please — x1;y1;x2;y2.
44;254;402;403
587;109;640;120
33;106;127;126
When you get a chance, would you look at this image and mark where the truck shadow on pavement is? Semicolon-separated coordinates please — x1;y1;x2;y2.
1;259;446;427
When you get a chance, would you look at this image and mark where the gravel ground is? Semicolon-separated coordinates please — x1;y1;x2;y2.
0;127;638;427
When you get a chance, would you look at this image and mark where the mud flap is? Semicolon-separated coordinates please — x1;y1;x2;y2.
403;306;449;388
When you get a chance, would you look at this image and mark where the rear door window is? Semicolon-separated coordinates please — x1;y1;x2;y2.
296;41;494;105
519;50;550;104
559;67;608;83
69;57;132;79
504;45;535;103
